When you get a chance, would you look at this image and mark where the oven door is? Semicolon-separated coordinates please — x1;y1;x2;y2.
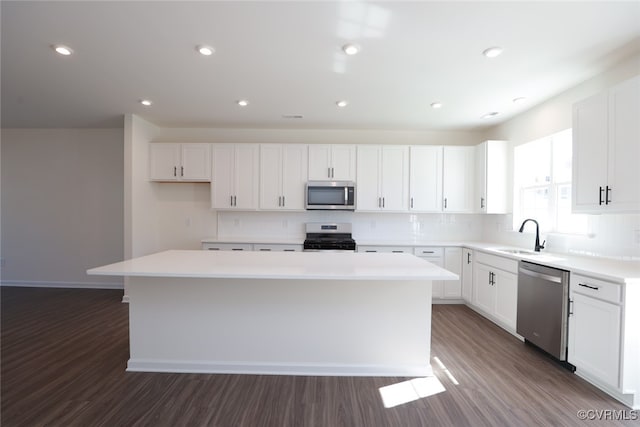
306;182;355;210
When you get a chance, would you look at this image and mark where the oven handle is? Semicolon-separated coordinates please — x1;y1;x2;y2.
518;267;563;284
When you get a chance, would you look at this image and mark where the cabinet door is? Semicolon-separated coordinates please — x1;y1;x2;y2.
607;75;640;211
356;146;382;211
494;270;518;330
211;145;235;208
308;145;332;180
381;146;409;211
259;144;283;210
181;144;211;181
443;247;462;298
149;144;180;181
476;141;509;214
475;142;488;212
568;292;621;389
443;146;474;212
233;144;259;209
572;92;609;213
409;146;442;212
330;145;356;181
461;249;473;302
281;144;308;210
474;263;495;314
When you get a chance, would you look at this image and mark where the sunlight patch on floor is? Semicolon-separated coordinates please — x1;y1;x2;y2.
433;356;459;385
378;376;446;408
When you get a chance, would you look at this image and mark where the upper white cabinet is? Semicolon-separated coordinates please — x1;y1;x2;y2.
211;144;259;210
149;143;211;182
260;144;308;210
573;75;640;213
308;144;356;181
409;146;443;212
442;146;475;213
475;140;510;213
356;145;409;211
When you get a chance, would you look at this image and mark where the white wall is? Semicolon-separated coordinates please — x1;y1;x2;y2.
1;128;125;287
482;53;640;258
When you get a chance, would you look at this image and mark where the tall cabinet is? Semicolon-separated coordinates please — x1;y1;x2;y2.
572;75;640;213
442;146;475;213
356;145;409;211
409;146;443;212
211;144;259;210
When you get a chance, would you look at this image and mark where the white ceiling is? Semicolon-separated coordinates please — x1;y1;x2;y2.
2;1;639;130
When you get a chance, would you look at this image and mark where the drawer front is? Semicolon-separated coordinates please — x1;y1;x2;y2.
254;244;303;252
475;251;518;274
202;243;254;251
413;247;444;258
357;245;413;254
571;274;621;304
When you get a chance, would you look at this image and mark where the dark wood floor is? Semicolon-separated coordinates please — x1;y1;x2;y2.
1;287;636;426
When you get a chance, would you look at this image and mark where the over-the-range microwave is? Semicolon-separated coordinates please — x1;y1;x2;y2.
305;181;356;210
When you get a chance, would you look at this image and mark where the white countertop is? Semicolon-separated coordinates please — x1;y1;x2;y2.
87;250;459;281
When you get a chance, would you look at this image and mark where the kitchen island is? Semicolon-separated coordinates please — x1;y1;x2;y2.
87;250;458;376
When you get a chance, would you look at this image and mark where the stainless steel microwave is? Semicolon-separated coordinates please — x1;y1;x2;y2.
305;181;356;210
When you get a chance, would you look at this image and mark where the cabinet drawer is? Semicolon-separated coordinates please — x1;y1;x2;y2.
571;274;621;304
254;244;302;252
357;245;413;253
202;243;254;251
413;247;444;258
475;251;518;274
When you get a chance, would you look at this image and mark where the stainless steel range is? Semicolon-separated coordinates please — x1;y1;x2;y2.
303;223;356;252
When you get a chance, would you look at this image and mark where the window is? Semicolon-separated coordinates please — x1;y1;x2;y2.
513;129;588;234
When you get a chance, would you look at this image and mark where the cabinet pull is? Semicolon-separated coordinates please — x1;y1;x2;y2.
230;195;233;206
234;196;237;206
331;167;335;178
181;166;184;177
231;248;243;251
284;249;295;252
467;252;471;264
599;186;604;205
444;198;448;209
410;197;414;208
605;186;611;205
365;250;377;253
328;167;331;178
392;250;403;253
378;197;381;208
259;248;271;251
422;250;435;254
282;196;285;207
382;197;385;208
208;247;220;251
568;299;574;316
481;197;485;209
174;166;177;177
578;283;599;291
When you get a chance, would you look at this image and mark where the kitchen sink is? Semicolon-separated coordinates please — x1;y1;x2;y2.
495;248;539;255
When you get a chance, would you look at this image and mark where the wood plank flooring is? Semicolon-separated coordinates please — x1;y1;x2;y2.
1;287;636;426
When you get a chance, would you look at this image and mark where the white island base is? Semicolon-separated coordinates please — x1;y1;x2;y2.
88;250;458;377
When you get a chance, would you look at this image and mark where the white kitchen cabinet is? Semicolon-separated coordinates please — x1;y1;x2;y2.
308;144;356;181
260;144;308;210
149;143;211;182
572;75;640;213
409;146;443;212
461;248;473;302
211;144;259;210
568;274;622;390
472;251;518;331
253;244;303;252
414;247;445;299
356;145;409;211
442;146;475;213
202;242;254;251
475;140;510;213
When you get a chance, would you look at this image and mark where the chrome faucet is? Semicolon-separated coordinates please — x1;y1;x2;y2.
519;219;545;252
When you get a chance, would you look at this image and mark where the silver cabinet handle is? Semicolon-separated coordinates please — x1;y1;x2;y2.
481;197;485;209
578;283;599;291
444;198;448;209
230;195;233;206
382;197;385;208
181;166;184;177
410;197;414;209
328;167;331;178
174;166;177;177
331;167;335;178
208;247;220;251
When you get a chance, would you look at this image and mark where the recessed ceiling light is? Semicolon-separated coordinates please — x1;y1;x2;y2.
237;100;249;107
342;44;360;55
513;97;527;104
336;100;348;108
197;45;214;56
140;99;152;107
482;47;503;58
431;102;443;109
481;112;500;119
52;44;73;56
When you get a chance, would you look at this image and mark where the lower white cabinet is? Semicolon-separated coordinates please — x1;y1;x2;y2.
568;274;622;390
461;248;473;302
414;247;461;301
473;251;518;331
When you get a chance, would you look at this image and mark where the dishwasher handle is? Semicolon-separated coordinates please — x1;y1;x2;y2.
518;267;563;284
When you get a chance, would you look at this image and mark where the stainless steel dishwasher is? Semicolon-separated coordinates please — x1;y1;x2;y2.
517;261;571;363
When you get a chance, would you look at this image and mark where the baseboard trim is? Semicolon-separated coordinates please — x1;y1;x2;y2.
0;280;124;290
127;358;433;377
